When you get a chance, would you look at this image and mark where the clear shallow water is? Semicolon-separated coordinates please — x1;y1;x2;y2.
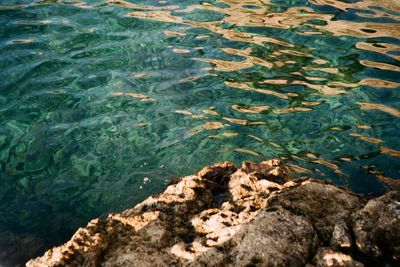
0;0;399;264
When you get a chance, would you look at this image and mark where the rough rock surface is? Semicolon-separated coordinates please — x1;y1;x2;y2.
27;160;400;267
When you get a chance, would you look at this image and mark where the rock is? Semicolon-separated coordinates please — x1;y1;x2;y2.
222;208;318;267
330;221;352;250
197;161;237;182
351;191;400;262
267;180;365;244
26;160;400;267
310;247;364;267
241;159;290;184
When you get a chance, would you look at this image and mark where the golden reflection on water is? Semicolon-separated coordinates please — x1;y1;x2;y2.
380;146;400;158
231;104;271;114
329;79;400;89
0;5;27;10
360;60;400;72
376;174;400;191
310;0;400;14
172;48;191;54
273;107;313;114
312;159;345;176
222;116;266;126
364;167;400;191
356;42;400;62
261;79;347;95
107;0;179;10
15;0;398;184
192;56;254;72
164;30;186;37
10;39;35;43
221;47;274;69
202;108;219;116
111;92;156;102
98;1;400;166
349;133;383;144
358;102;400;118
234;148;261;157
287;163;312;174
224;81;289;99
132;72;151;78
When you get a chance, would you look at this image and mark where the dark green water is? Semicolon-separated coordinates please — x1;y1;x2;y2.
0;0;399;265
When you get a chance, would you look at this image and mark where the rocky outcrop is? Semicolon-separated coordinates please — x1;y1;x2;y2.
27;160;400;266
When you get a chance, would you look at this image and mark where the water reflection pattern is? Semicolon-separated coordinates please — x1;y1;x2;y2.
0;0;399;264
112;0;400;177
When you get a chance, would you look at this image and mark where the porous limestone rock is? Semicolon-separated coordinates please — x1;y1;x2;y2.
27;160;400;267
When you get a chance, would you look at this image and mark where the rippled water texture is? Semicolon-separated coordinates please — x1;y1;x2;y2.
1;0;400;264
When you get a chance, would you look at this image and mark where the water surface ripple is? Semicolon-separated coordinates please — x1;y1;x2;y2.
0;0;399;265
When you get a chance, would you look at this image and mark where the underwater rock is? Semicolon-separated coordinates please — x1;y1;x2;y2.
27;160;400;266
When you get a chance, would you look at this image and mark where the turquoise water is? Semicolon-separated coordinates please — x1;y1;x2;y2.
0;0;399;264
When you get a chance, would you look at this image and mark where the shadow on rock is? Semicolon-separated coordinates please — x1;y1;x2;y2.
26;160;400;267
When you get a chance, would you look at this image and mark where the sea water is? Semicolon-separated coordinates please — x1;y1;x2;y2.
0;0;399;264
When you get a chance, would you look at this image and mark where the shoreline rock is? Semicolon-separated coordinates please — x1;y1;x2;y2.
27;160;400;266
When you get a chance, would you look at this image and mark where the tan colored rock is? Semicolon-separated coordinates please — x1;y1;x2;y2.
27;160;400;267
310;247;364;267
241;159;291;184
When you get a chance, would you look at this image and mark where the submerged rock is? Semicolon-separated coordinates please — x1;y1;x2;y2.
27;160;400;266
